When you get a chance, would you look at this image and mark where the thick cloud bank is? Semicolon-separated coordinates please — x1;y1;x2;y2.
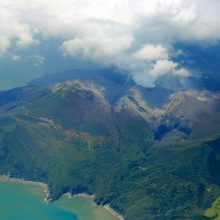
0;0;219;86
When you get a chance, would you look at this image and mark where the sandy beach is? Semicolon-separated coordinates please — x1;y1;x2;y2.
72;193;95;199
103;205;125;220
65;192;125;219
0;175;50;203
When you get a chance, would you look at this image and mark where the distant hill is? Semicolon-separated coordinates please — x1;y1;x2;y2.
0;70;219;219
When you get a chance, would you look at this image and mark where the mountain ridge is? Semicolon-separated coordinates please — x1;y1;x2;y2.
0;71;219;219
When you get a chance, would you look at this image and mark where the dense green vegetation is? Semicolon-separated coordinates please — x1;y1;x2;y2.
204;196;220;219
0;78;220;220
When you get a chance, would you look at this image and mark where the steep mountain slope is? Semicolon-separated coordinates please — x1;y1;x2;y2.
157;90;220;142
0;76;219;220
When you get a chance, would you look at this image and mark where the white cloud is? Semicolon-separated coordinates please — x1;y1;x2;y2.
0;3;37;54
174;68;190;77
133;44;168;61
148;59;190;79
0;0;220;86
133;59;190;87
149;60;178;78
61;34;134;64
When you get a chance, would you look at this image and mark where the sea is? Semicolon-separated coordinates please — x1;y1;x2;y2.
0;181;118;220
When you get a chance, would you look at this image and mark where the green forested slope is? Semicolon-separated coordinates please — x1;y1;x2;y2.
0;80;219;219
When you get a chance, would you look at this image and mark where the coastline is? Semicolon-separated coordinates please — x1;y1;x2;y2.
0;175;50;203
64;192;125;220
103;205;125;220
0;175;125;220
67;192;95;199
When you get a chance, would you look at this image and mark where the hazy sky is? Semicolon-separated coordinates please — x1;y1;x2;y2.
0;0;219;87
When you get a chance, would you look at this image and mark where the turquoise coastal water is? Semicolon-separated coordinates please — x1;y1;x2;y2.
0;181;118;220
